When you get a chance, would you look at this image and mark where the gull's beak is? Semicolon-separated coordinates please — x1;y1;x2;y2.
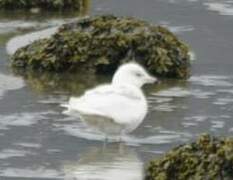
146;75;158;84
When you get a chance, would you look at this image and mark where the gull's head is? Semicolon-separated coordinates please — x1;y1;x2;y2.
112;63;157;88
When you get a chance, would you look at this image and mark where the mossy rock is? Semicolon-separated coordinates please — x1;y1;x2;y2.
0;0;85;10
146;134;233;180
11;15;191;79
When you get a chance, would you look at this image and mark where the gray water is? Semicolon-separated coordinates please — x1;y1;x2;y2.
1;0;233;179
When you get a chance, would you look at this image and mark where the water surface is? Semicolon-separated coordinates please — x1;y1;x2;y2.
0;0;233;179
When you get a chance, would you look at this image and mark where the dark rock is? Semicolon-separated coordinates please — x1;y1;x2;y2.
0;0;85;10
11;15;191;79
146;134;233;180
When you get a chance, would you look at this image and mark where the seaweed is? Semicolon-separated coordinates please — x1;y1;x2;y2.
146;134;233;180
0;0;84;10
12;15;191;79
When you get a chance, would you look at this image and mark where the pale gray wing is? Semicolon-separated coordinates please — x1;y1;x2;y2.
68;85;144;124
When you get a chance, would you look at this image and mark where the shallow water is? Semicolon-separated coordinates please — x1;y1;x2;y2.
1;0;233;179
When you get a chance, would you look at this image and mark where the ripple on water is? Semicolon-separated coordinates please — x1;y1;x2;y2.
189;75;233;87
204;1;233;16
213;98;233;105
183;115;229;131
191;89;216;99
148;86;215;112
170;0;233;16
182;116;208;128
0;18;74;34
169;25;194;33
150;86;215;101
168;0;199;3
15;142;41;149
0;21;38;34
184;115;209;122
149;75;232;103
0;111;54;129
211;120;225;130
181;122;198;128
0;168;62;179
151;103;177;112
63;144;143;180
218;89;233;94
0;149;29;159
55;115;191;146
151;87;191;97
147;96;173;103
38;95;68;104
159;21;194;34
0;74;24;99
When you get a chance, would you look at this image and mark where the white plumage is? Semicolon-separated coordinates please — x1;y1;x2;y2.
63;63;157;134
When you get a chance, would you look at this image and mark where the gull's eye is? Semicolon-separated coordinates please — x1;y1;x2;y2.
135;72;142;77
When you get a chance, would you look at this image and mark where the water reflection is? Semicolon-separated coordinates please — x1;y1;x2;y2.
5;71;193;144
0;73;24;99
0;0;91;20
1;0;233;179
10;68;233;142
55;110;191;145
12;64;188;96
12;70;109;95
63;143;143;180
0;0;91;34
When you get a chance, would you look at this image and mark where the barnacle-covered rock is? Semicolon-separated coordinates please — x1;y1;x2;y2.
0;0;86;10
146;134;233;180
11;15;190;79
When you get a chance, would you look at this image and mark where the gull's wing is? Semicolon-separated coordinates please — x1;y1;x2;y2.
67;84;145;124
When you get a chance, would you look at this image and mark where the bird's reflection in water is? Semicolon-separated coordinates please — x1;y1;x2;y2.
63;143;144;180
63;109;126;136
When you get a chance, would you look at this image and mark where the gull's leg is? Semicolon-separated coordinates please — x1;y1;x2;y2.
118;142;125;154
101;136;108;153
119;124;127;142
119;130;125;142
118;135;122;142
103;134;108;147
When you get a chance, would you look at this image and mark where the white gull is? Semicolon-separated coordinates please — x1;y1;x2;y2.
63;63;157;135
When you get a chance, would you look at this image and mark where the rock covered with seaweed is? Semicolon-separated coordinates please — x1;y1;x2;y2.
0;0;84;10
11;15;190;79
146;134;233;180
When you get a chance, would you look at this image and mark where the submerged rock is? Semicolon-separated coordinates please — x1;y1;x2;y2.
146;134;233;180
0;0;86;10
11;15;190;79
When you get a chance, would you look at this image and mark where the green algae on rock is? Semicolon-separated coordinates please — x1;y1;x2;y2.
146;134;233;180
11;15;190;79
0;0;85;10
